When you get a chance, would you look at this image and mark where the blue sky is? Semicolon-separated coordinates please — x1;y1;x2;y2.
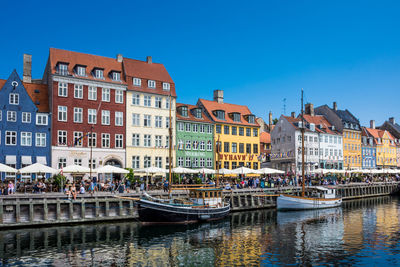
1;0;399;126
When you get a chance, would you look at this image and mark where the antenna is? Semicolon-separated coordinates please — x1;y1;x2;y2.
282;98;287;115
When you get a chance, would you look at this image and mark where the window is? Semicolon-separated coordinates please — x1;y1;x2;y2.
200;124;205;133
36;133;46;147
58;130;67;146
239;143;244;153
115;134;123;148
155;97;162;108
232;143;237;153
74;159;82;166
193;158;199;168
36;114;48;125
58;106;67;121
233;113;241;122
185;157;191;167
0;111;2;121
192;124;198;132
185;123;191;132
22;112;31;123
207;140;212;151
101;110;110;125
7;111;16;122
9;93;19;105
73;132;83;147
148;80;156;88
246;128;251;136
89;158;96;169
232;162;237;169
181;106;188;117
76;66;86;76
155;135;162;147
224;162;230;169
178;122;184;131
253;144;258;154
199;141;205;151
132;156;140;169
58;83;68;97
186;140;191;150
74;107;83;123
132;134;140;146
224;142;230;153
163;82;170;90
194;109;201;118
132;113;140;126
144;95;151;107
155;116;162;128
102;88;110;102
58;158;67;169
115;112;123;126
239;127;244;136
58;64;68;75
155;157;162;168
253;128;258;137
133;78;141;86
112;72;121;81
115;90;123;103
88;86;97;100
216;125;222;134
88;109;97;124
178;157;184;167
224;125;230;135
216;110;225;120
95;69;104;79
248;115;255;124
207;125;213;134
74;84;83;99
5;131;17;145
144;134;151;147
232;126;237;135
178;140;184;150
207;158;212;168
165;135;170;149
132;94;140;105
253;162;258;169
246;144;251;154
144;115;151;127
144;156;151;168
102;133;110;148
88;133;97;147
166;97;171;109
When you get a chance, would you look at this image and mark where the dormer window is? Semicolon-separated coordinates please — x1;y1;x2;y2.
148;80;156;88
215;110;225;120
298;121;303;128
112;72;121;81
181;106;188;117
194;109;202;119
163;82;170;91
76;66;86;76
57;63;69;75
94;69;104;79
310;123;315;131
377;138;381;144
248;115;255;124
133;78;141;86
344;122;348;128
232;113;241;122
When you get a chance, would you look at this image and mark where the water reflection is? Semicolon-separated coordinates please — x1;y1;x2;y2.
0;196;399;266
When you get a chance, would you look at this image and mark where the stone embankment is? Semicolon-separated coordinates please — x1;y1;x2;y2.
0;182;398;228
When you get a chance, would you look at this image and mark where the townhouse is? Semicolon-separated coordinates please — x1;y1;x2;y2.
361;127;376;169
379;117;400;168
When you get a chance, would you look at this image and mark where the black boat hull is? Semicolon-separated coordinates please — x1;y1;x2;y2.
137;199;230;224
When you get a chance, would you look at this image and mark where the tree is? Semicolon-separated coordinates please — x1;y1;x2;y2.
273;118;278;125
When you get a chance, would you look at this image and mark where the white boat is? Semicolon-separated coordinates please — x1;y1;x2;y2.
277;187;342;210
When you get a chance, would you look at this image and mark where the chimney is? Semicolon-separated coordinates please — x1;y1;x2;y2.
213;90;224;103
389;117;395;124
147;56;152;64
268;111;273;131
370;120;375;129
305;103;314;116
333;101;337;111
291;112;295;118
117;54;123;63
23;54;32;83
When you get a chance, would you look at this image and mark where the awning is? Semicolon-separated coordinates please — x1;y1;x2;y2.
36;156;47;165
21;156;32;165
5;155;17;164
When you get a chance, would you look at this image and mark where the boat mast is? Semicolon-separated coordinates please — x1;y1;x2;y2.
168;92;173;196
216;135;221;187
301;88;305;197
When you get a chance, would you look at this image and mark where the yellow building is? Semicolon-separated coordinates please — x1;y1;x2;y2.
364;127;397;168
343;129;362;169
199;90;260;170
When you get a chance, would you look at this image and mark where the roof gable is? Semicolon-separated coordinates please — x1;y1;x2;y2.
176;103;213;123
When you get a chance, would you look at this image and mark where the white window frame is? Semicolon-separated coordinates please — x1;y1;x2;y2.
115;112;123;126
102;88;110;102
58;82;68;97
163;82;170;91
144;95;151;107
133;77;141;86
58;106;67;122
95;69;104;79
144;134;151;147
132;93;140;105
36;114;48;125
76;66;86;76
88;133;97;147
155;97;162;108
5;131;17;146
102;110;110;125
155;116;162;128
115;90;123;104
115;134;123;148
155;135;162;147
7;111;17;122
88;86;97;100
88;109;97;124
132;134;140;147
9;93;19;105
132;156;140;169
57;130;67;146
143;115;151;127
22;112;31;123
102;133;110;148
73;107;83;123
132;113;140;126
35;133;46;147
148;80;156;88
73;131;83;147
74;84;83;99
112;72;121;81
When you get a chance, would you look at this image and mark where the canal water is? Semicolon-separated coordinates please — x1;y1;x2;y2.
1;196;399;266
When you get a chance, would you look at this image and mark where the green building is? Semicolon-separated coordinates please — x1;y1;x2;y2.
176;103;214;169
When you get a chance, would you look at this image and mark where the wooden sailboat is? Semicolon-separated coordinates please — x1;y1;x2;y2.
276;89;342;210
136;93;230;224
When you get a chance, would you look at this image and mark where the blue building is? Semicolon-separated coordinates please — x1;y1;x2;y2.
361;127;376;169
0;70;51;179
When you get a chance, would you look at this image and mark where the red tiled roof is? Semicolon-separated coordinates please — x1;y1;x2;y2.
176;103;213;123
49;48;126;85
198;99;259;127
365;127;395;141
260;132;271;143
123;57;176;97
303;114;340;135
0;79;49;112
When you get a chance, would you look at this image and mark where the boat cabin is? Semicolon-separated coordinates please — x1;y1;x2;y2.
311;186;337;199
189;188;224;206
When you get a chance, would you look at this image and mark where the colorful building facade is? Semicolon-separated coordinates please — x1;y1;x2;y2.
364;124;396;168
43;48;127;170
123;56;176;170
176;103;214;169
379;117;400;168
199;90;260;170
0;69;50;178
361;127;376;169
